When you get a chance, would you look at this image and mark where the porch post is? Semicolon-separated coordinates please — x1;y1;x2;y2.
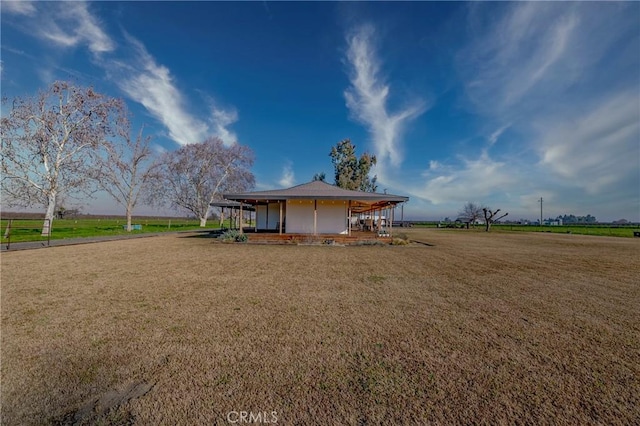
239;202;243;234
390;206;394;237
348;200;352;236
279;201;283;235
314;200;317;236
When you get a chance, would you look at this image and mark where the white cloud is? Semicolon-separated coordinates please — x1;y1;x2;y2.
209;103;238;147
113;34;209;146
194;90;240;146
461;3;580;117
33;1;115;55
2;1;36;16
537;91;639;195
344;24;426;180
414;2;640;221
488;124;510;146
8;0;239;148
278;162;295;188
69;2;115;54
417;152;514;205
152;144;168;155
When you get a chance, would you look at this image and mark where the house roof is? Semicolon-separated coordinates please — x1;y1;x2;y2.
223;181;408;213
209;200;255;211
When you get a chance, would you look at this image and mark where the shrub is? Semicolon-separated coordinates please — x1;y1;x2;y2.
218;230;247;243
395;232;409;241
391;238;409;245
354;240;385;246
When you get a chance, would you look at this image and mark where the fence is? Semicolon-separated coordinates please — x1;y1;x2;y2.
1;217;217;249
2;219;51;250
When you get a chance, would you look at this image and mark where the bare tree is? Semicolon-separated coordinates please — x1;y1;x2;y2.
458;201;484;228
147;137;254;227
92;117;157;232
483;207;509;232
1;81;123;235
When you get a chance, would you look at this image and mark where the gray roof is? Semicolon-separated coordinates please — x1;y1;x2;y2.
223;181;408;212
209;200;255;211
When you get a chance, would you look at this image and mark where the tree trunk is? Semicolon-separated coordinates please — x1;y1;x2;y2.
200;205;211;227
485;221;491;232
42;192;56;237
126;203;133;232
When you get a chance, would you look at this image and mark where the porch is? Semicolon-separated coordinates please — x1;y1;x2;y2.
244;230;392;245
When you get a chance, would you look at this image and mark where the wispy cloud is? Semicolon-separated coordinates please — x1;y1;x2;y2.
488;124;510;147
460;3;580;118
344;24;426;180
413;2;640;220
278;161;295;187
2;1;36;16
210;107;238;147
196;93;239;147
33;1;115;55
111;34;209;146
537;91;639;195
419;152;514;205
5;1;239;148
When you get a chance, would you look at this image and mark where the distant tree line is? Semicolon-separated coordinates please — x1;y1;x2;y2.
550;214;597;224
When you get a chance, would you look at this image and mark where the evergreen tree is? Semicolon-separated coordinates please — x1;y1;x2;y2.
329;139;377;192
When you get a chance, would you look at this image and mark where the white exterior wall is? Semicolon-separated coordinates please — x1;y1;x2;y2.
285;199;348;234
316;200;348;234
255;203;285;230
256;205;267;229
286;200;315;233
267;203;281;230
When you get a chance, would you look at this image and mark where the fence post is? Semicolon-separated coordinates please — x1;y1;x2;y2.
5;219;12;250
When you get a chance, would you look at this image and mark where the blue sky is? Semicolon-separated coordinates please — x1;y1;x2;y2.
2;1;639;221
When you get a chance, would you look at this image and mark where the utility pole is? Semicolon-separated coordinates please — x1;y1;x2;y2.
538;197;543;226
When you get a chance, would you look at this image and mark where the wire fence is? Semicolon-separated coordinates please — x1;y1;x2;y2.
2;219;51;249
1;217;213;248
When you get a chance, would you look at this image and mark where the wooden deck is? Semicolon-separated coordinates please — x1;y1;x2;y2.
245;232;392;245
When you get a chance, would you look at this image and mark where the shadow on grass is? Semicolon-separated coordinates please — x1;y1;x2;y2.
409;239;435;246
179;229;224;239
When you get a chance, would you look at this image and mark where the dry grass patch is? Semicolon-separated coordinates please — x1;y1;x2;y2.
1;230;639;425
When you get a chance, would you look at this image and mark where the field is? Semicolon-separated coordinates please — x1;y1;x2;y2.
492;224;639;238
0;217;227;245
413;223;640;238
1;229;638;425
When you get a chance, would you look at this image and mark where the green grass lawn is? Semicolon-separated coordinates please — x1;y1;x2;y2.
493;224;639;238
409;222;639;237
0;218;236;244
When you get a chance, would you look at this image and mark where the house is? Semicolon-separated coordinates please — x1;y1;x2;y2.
209;200;255;230
222;180;409;236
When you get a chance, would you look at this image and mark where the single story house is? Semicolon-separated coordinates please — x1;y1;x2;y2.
222;180;409;236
